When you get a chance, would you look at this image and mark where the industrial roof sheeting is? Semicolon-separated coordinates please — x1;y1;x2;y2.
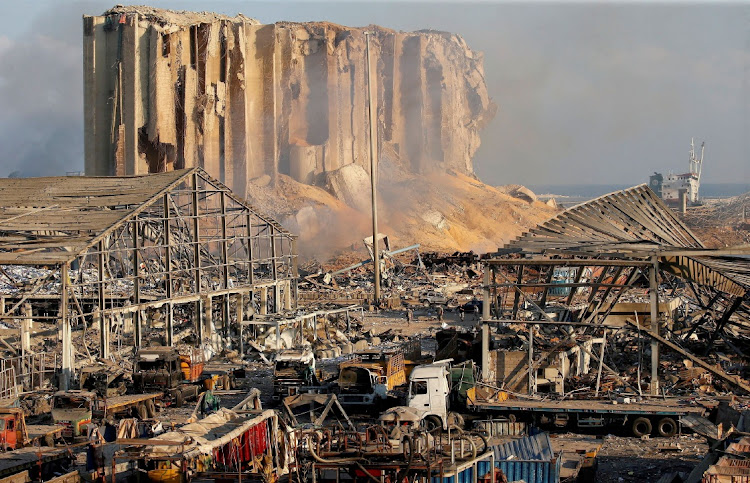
0;170;188;265
0;168;292;265
506;184;750;296
148;408;275;459
493;433;560;483
661;255;748;297
507;184;704;256
493;432;555;462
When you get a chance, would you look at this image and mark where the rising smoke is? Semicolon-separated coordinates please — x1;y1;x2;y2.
0;7;85;177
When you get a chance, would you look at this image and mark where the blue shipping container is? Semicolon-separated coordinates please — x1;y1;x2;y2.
492;433;561;483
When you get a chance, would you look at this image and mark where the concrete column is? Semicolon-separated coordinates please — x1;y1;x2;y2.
482;267;491;321
481;267;491;381
96;309;110;359
480;323;490;382
237;294;244;357
284;281;293;311
260;287;268;315
21;304;32;357
274;283;282;313
124;310;134;336
60;319;72;391
204;296;213;339
650;257;660;395
223;295;231;340
166;303;174;347
195;299;204;344
134;309;143;348
60;263;72;391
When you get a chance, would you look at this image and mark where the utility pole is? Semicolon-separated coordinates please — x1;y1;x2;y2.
365;32;381;302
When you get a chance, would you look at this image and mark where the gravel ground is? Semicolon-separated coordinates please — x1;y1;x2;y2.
596;433;707;482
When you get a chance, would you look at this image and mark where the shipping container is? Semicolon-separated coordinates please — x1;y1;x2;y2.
492;433;561;483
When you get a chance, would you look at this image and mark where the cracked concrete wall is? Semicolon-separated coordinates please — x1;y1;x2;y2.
84;7;496;195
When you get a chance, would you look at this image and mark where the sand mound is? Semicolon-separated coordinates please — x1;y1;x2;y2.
245;170;557;261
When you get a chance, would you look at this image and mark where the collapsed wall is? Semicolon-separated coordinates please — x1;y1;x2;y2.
83;6;496;198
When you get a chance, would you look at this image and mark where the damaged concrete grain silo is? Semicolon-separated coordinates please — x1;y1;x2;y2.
83;6;496;197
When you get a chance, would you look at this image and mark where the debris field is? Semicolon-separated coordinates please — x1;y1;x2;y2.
0;5;748;483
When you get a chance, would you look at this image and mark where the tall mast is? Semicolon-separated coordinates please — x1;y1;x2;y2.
365;32;381;302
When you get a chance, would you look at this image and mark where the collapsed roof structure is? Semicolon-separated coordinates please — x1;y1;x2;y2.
479;184;750;397
0;168;298;390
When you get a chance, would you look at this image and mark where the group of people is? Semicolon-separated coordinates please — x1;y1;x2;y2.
405;303;479;324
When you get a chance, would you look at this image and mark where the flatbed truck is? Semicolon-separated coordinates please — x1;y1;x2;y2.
398;361;706;438
51;390;162;438
0;447;72;480
0;408;63;449
466;395;707;437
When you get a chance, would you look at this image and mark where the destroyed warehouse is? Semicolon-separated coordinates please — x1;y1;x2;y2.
0;4;747;483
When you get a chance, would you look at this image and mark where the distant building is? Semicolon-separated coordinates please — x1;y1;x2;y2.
650;139;704;207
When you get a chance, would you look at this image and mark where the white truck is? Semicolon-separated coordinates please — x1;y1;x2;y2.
397;361;461;431
420;291;448;305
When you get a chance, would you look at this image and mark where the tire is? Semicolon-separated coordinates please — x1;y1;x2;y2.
447;412;465;429
631;417;652;437
175;390;185;408
136;403;148;420
424;415;442;432
145;399;157;418
656;417;678;438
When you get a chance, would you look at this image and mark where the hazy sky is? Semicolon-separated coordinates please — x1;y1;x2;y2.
0;1;747;186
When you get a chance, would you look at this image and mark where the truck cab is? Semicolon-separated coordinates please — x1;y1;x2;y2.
0;410;21;450
51;390;93;439
133;347;187;391
338;351;406;408
133;347;208;405
273;349;317;401
80;366;128;398
406;363;452;430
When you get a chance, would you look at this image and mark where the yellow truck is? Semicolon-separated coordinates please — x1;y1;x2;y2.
337;350;406;409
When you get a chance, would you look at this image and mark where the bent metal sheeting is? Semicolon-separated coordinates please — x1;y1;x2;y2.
147;409;276;460
0;168;292;265
506;184;749;297
507;184;704;256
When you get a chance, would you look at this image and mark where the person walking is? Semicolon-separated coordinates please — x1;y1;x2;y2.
437;305;444;322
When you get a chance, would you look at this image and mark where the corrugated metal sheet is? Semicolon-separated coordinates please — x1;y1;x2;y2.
473;419;527;436
431;453;494;483
492;433;560;483
494;432;554;461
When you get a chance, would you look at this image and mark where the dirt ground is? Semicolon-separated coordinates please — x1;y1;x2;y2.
596;433;707;482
